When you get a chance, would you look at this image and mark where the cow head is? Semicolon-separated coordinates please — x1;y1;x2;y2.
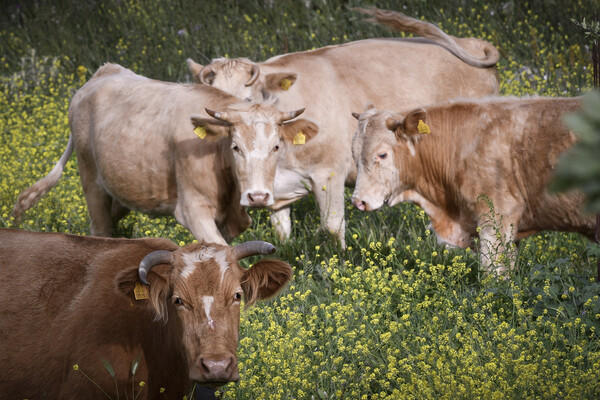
187;58;297;102
129;241;292;386
190;101;319;207
351;104;428;212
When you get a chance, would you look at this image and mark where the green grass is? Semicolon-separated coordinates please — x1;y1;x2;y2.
2;0;600;398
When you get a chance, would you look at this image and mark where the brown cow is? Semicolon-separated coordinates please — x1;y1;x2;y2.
0;228;292;399
11;63;317;244
187;8;500;246
351;97;595;273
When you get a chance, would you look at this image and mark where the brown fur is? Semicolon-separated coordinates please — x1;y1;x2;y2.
352;96;594;272
0;228;292;399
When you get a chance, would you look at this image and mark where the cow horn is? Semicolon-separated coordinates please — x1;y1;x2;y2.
233;241;277;260
199;66;215;85
245;64;260;86
139;250;174;286
205;108;231;122
280;108;305;123
386;117;402;132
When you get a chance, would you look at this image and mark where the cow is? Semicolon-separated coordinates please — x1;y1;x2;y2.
350;97;596;274
186;7;501;246
0;228;292;399
11;63;317;244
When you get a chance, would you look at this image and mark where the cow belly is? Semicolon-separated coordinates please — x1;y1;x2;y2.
96;171;177;215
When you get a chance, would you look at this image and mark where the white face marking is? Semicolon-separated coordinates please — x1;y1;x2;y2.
215;250;229;283
203;295;215;330
180;248;216;278
180;254;197;279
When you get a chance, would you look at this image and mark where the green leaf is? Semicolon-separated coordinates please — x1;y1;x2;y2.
102;358;116;378
131;351;143;376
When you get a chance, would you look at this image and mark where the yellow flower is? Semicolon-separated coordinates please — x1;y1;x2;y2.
72;364;79;371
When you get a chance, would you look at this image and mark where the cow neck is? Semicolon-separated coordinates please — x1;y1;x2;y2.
403;110;462;216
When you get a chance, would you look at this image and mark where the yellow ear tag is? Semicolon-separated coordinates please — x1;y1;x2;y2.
280;78;292;90
134;281;150;301
417;120;430;134
194;126;207;139
293;131;306;145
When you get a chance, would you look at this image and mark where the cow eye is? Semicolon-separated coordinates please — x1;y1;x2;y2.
378;152;388;160
234;292;242;302
232;144;240;152
173;297;184;306
273;145;280;152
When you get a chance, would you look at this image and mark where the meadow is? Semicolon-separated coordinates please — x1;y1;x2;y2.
2;0;600;398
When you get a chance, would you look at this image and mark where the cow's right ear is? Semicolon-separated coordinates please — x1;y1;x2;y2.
115;265;171;322
265;72;298;92
186;58;204;83
190;114;231;140
241;259;293;307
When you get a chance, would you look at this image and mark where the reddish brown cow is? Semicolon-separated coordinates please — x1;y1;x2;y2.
187;8;500;246
0;229;292;399
351;97;595;273
11;63;316;244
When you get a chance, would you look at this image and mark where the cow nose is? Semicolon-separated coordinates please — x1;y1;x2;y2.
198;354;239;383
247;191;269;206
352;197;367;211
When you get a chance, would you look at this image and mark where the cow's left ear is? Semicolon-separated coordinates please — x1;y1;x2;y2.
241;260;293;307
281;119;319;146
402;108;428;138
190;114;232;140
265;72;298;92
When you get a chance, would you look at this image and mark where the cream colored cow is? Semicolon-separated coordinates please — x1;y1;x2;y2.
187;8;501;246
12;63;316;244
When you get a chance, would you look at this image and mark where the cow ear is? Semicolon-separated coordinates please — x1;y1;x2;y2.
402;108;428;138
281;119;319;146
187;58;203;83
190;114;231;140
116;265;171;322
265;72;298;92
241;260;293;307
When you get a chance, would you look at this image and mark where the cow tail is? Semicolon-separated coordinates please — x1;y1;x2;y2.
12;135;75;222
355;7;500;68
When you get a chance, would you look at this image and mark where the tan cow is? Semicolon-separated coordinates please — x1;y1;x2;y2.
187;8;501;246
351;97;596;273
0;228;292;399
12;63;316;244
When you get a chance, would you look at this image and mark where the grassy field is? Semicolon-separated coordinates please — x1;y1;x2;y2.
2;0;600;398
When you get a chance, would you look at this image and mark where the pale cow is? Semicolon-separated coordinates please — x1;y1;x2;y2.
351;97;596;273
0;228;292;399
187;8;501;246
12;63;317;244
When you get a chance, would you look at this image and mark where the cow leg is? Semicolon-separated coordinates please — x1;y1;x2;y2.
174;202;227;245
111;198;130;227
270;207;292;241
478;218;517;275
312;174;346;247
77;163;114;237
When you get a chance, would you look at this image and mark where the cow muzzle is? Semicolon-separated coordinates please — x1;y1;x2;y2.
351;196;369;211
192;353;239;385
243;190;273;207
